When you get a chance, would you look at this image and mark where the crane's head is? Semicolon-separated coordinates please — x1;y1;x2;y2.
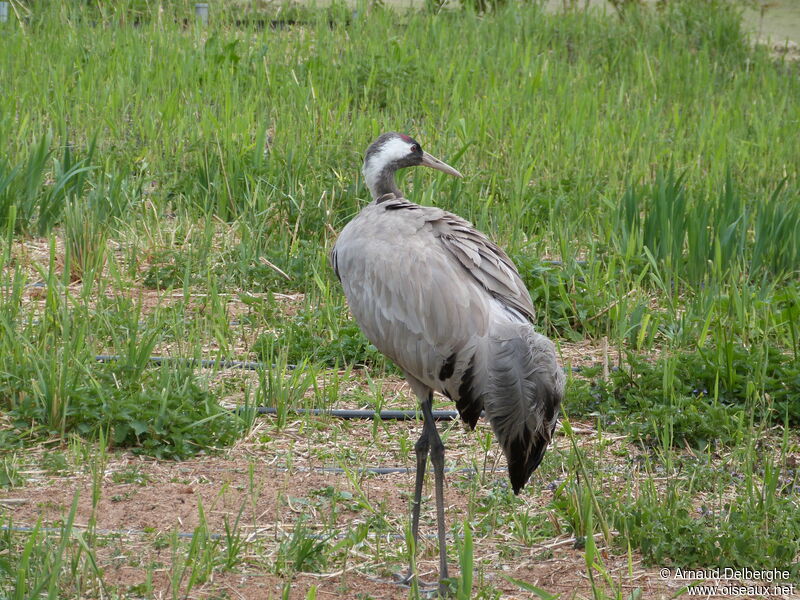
362;132;462;200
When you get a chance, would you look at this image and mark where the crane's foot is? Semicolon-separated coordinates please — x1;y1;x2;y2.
394;571;450;597
395;569;435;587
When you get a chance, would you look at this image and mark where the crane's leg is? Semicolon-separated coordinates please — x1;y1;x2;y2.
401;393;432;586
402;392;450;595
410;395;431;549
421;394;450;596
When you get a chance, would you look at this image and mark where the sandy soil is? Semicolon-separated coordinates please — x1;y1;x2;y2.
6;399;796;599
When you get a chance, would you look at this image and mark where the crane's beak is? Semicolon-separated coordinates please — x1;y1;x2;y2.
421;151;463;179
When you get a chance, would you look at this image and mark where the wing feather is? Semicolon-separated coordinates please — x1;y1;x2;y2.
331;198;488;384
429;214;536;323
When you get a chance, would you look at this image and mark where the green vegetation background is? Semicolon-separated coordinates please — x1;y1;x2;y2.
0;0;798;594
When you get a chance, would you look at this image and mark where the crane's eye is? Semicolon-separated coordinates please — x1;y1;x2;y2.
410;144;420;153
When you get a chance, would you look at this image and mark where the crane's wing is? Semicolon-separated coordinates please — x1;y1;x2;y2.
331;198;490;381
331;196;534;388
427;212;536;323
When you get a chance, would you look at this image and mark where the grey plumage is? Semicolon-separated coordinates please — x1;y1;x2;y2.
330;132;564;592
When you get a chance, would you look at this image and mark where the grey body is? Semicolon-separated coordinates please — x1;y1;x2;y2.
330;133;564;592
332;195;563;488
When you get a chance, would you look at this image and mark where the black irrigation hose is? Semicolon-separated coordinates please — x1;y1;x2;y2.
256;407;461;422
0;525;441;542
94;354;276;371
92;356;588;423
1;525;216;540
23;260;586;290
285;466;504;475
93;354;584;375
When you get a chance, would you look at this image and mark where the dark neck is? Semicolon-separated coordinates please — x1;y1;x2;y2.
368;167;402;200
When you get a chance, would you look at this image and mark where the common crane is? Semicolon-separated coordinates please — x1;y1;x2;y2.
330;132;564;594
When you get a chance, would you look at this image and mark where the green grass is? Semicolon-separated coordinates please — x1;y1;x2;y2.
0;0;798;597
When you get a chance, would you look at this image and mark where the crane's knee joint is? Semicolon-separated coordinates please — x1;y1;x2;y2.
430;440;445;463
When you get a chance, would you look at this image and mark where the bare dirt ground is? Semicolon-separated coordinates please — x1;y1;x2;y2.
2;411;688;599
